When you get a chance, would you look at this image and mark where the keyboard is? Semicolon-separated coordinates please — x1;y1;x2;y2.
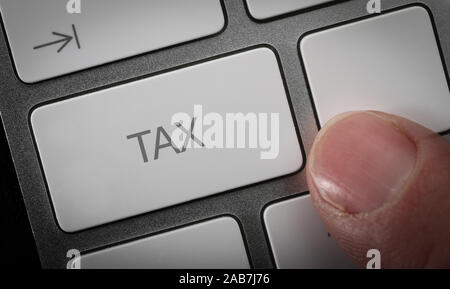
0;0;449;268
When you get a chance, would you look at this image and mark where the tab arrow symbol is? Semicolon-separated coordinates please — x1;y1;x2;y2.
33;24;81;53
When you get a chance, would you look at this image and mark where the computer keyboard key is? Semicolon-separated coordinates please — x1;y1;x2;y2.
31;47;303;232
81;216;250;269
0;0;225;83
300;6;450;132
246;0;334;20
264;194;354;268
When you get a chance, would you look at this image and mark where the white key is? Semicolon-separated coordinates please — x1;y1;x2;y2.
300;6;450;132
264;194;354;268
80;216;250;269
31;47;303;232
0;0;225;83
245;0;334;20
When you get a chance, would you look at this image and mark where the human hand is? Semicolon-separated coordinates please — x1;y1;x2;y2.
307;111;450;268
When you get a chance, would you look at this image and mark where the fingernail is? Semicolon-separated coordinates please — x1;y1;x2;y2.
309;112;417;213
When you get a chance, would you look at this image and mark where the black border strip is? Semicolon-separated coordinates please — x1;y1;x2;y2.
27;43;307;235
0;113;42;267
0;0;229;85
297;2;450;136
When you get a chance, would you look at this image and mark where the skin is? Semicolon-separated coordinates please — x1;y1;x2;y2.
306;111;450;268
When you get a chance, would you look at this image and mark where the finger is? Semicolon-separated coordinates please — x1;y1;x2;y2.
306;111;450;268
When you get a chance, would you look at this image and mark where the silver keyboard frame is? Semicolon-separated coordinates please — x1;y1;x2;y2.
1;0;449;268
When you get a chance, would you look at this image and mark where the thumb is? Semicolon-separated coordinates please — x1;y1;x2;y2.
306;111;450;268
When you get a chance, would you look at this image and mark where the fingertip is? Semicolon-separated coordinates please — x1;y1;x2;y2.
308;111;417;214
306;110;450;268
